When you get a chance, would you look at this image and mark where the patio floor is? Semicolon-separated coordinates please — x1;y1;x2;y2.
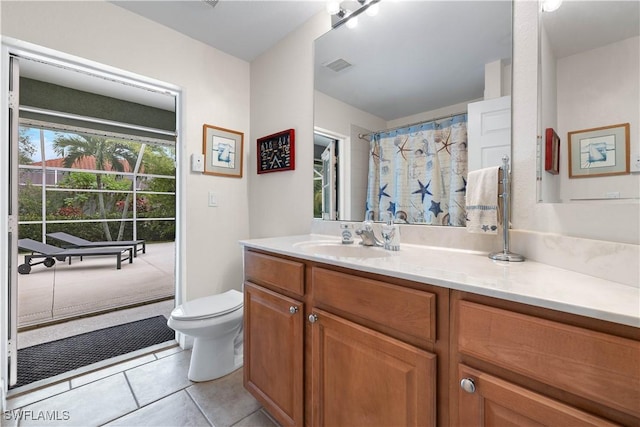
17;241;175;330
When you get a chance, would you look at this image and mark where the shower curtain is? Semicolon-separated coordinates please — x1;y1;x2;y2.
365;115;468;226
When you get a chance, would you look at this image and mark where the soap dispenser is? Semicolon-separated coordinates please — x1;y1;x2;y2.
381;212;400;251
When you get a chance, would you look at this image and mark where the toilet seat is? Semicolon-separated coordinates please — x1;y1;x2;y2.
171;289;243;321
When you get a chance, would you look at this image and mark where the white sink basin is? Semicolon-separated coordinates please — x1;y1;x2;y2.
293;240;392;258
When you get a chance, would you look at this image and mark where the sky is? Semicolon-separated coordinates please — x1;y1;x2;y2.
22;127;59;163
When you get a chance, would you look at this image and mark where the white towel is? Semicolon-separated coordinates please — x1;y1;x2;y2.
465;166;500;234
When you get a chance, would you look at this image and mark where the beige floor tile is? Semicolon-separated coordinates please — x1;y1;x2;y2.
70;354;157;388
233;409;280;427
16;374;137;426
105;390;211;427
125;350;193;406
187;368;260;427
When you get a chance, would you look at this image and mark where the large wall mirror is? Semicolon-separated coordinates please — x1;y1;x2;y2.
538;1;639;203
313;1;513;224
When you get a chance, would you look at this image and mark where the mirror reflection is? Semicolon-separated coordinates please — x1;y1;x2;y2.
313;1;512;224
538;1;639;203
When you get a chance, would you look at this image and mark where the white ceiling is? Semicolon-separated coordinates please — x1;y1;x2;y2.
111;0;326;62
542;0;639;59
18;0;639;117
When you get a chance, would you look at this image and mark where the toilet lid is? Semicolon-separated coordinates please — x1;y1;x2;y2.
171;289;243;320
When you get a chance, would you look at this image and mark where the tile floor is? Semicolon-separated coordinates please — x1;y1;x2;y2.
3;346;279;427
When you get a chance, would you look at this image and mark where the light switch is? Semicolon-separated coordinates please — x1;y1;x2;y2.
208;191;218;207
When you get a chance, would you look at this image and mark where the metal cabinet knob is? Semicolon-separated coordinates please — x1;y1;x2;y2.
460;378;476;394
289;306;298;314
308;313;318;324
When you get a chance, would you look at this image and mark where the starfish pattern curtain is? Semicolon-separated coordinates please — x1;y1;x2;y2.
365;115;468;225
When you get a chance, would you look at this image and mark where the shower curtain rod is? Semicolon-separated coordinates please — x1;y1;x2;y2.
357;111;467;140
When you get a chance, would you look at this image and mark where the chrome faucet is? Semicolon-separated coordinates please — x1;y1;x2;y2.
355;220;383;247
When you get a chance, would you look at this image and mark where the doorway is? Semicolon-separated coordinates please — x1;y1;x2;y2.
2;45;181;393
314;131;339;220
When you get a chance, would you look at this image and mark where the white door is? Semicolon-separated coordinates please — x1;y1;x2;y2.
467;95;511;171
321;143;337;220
5;54;20;388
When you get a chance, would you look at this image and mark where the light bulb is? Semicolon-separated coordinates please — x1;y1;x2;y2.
346;15;358;29
326;1;340;15
366;3;379;16
542;0;562;12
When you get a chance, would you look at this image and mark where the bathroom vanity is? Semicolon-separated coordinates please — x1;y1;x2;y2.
240;235;639;427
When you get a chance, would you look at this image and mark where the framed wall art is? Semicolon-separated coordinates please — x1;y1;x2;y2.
568;123;630;178
203;124;244;178
257;129;295;174
544;127;560;175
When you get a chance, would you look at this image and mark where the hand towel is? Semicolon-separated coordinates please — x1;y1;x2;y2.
465;166;500;234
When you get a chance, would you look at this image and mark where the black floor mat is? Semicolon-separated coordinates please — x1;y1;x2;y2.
12;315;175;389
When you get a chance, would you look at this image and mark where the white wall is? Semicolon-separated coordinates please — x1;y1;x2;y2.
0;1;251;301
249;12;329;238
539;22;561;202
558;36;639;201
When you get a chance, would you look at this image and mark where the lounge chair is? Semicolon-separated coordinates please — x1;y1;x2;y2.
46;232;146;257
17;238;133;274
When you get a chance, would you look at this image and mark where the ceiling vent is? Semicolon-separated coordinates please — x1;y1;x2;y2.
203;0;219;9
323;58;352;72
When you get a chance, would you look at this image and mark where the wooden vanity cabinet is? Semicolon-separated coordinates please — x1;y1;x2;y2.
244;248;639;426
308;267;441;427
450;291;640;427
243;249;447;427
243;251;305;426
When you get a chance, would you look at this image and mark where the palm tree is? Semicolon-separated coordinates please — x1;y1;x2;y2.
53;134;138;241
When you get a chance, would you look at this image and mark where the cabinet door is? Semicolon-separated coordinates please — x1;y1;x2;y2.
244;282;304;427
456;365;618;427
310;308;436;427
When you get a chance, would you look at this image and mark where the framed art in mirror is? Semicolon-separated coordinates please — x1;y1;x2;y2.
257;129;295;174
545;128;560;175
568;123;630;178
203;124;244;178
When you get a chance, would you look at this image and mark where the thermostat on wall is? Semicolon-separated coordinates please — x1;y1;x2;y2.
191;153;205;172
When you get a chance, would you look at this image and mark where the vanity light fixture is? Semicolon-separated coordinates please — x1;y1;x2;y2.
328;0;381;29
542;0;562;12
346;15;359;29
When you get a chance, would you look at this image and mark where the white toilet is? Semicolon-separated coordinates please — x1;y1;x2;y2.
167;289;244;382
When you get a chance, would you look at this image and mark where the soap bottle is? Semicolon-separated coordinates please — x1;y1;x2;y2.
381;212;400;251
340;222;354;244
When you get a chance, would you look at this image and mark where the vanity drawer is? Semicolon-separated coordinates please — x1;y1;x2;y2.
244;250;304;296
312;267;436;345
457;300;640;418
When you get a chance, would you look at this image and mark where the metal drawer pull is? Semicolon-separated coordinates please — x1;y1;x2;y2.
289;306;298;314
460;378;476;394
308;313;318;324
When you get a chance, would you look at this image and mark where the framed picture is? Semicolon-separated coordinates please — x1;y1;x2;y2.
545;128;560;175
257;129;295;174
568;123;630;178
203;124;244;178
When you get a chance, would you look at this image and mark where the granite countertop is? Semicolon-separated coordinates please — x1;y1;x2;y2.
240;234;640;328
